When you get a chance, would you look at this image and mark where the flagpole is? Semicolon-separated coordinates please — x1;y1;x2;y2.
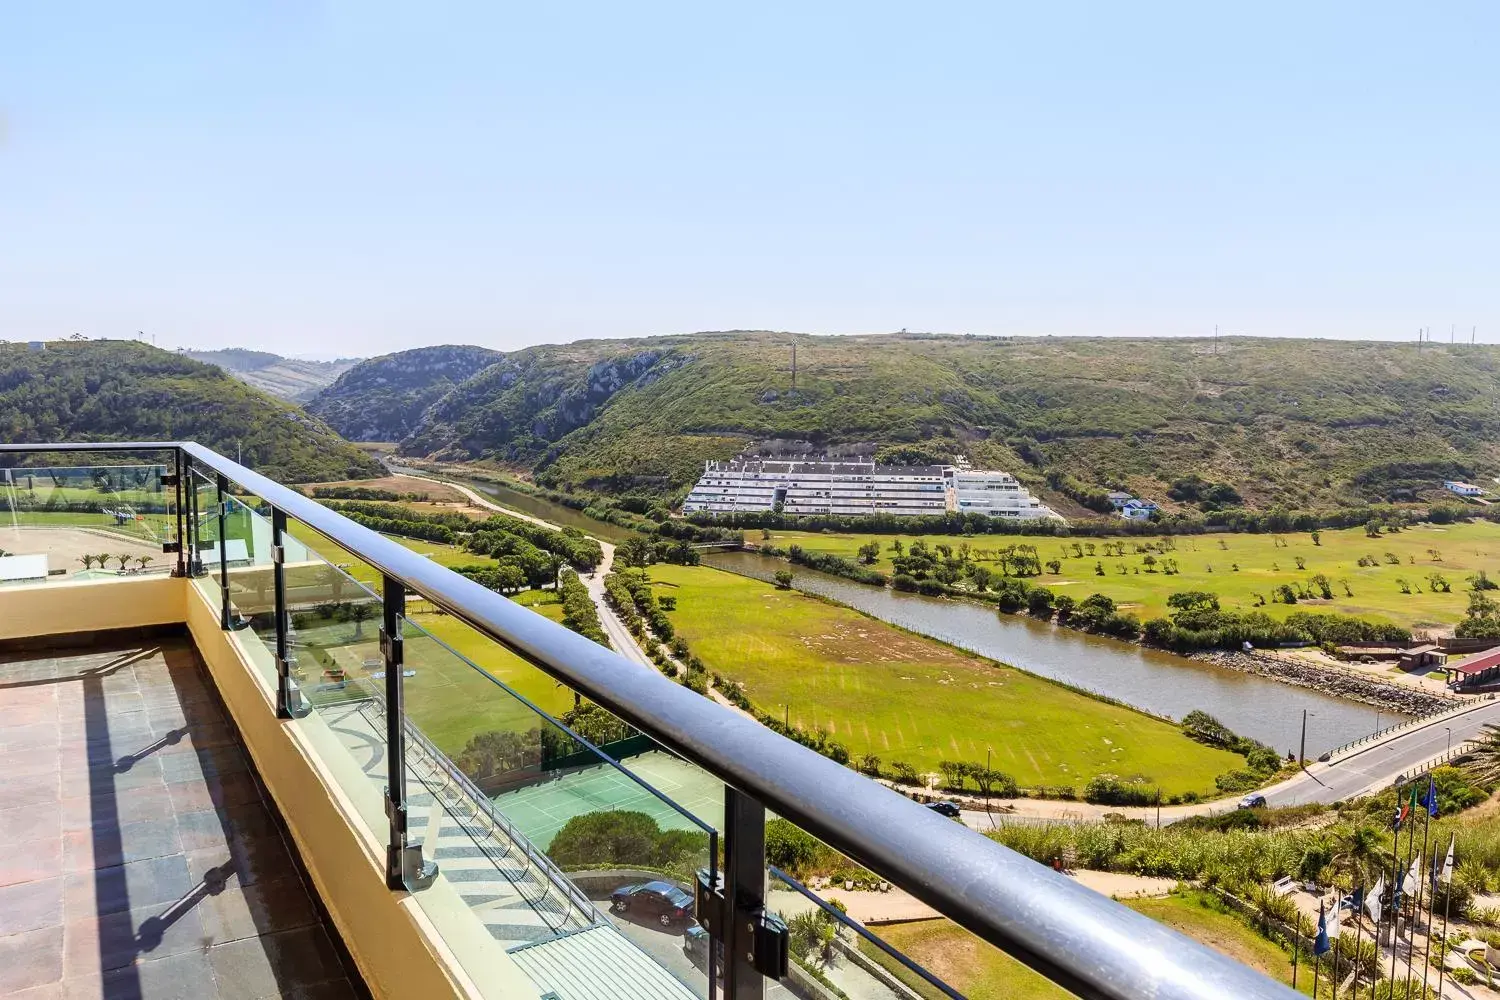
1408;808;1432;997
1314;901;1324;998
1401;787;1418;989
1333;927;1341;1000
1422;843;1440;996
1350;885;1365;1000
1437;889;1452;998
1388;785;1405;987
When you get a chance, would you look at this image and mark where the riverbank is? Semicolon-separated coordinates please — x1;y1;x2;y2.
1192;650;1457;715
706;550;1396;755
647;562;1244;797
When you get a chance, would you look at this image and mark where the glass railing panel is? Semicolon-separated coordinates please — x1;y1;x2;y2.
397;615;717;999
222;494;278;684
0;461;173;579
189;466;221;603
766;819;1047;1000
273;520;389;846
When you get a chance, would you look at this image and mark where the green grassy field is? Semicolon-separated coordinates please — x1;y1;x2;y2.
751;520;1500;630
1123;890;1310;995
401;605;575;756
861;920;1067;1000
649;563;1240;795
869;889;1311;999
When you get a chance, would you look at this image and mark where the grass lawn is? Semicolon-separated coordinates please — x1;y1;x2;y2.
862;919;1067;1000
401;607;576;756
1124;889;1311;995
649;564;1241;795
751;520;1500;631
868;888;1312;999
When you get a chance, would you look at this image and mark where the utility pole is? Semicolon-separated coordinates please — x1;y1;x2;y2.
1300;709;1314;766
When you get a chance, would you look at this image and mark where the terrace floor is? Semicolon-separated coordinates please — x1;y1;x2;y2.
0;636;364;999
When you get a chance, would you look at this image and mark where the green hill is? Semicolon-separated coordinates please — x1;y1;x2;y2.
308;332;1500;512
0;340;382;482
306;344;502;441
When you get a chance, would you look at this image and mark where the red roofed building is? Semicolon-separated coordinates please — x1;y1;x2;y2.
1445;647;1500;689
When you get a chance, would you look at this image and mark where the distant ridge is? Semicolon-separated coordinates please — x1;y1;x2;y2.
182;348;360;402
306;332;1500;513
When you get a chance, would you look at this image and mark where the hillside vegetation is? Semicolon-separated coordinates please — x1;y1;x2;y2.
182;348;360;402
0;340;381;482
309;332;1500;512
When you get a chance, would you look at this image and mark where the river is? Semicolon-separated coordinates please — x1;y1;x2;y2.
393;465;1397;756
704;551;1400;757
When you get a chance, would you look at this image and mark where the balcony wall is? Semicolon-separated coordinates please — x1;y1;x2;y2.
0;574;527;1000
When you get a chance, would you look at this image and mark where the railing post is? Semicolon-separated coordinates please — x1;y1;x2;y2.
170;449;186;578
724;787;769;1000
381;574;436;890
185;457;203;577
216;473;232;630
271;507;298;719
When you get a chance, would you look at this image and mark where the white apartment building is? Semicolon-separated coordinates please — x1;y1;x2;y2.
682;457;1061;521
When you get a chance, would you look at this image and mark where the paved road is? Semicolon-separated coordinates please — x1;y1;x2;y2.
1265;696;1500;806
388;466;658;669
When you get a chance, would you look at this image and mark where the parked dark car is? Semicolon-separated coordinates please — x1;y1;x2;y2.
610;880;694;926
926;800;962;818
683;923;724;976
1237;793;1268;810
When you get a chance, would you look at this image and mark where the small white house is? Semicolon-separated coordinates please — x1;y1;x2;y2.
1444;480;1485;497
1119;499;1159;521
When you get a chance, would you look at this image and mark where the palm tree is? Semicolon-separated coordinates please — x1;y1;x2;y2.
1333;823;1385;887
79;554;96;570
135;555;151;572
1463;723;1500;786
115;553;132;571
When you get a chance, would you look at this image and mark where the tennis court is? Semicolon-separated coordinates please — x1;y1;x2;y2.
492;750;725;849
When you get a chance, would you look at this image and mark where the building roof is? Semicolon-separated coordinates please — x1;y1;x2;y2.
1402;643;1440;655
0;554;49;582
1107;491;1134;500
1449;647;1500;675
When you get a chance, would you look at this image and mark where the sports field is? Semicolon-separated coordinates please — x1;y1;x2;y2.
648;564;1241;795
752;520;1500;630
491;750;722;849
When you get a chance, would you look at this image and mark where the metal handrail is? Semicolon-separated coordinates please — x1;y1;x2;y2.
0;441;1300;1000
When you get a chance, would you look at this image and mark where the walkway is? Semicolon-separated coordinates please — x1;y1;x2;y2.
389;470;657;670
0;639;360;999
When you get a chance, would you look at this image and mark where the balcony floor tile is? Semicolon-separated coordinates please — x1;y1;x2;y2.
0;639;364;1000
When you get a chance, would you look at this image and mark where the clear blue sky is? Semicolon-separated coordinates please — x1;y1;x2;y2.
1;2;1494;356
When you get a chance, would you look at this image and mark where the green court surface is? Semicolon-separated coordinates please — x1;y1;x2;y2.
492;750;724;849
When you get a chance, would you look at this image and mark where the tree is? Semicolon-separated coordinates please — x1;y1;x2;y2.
1310;530;1321;546
856;541;882;564
348;602;374;639
1463;724;1500;786
615;535;652;569
1167;591;1220;614
79;554;96;570
115;553;132;570
135;555;151;571
1457;590;1500;639
969;565;993;592
787;908;839;967
773;569;794;590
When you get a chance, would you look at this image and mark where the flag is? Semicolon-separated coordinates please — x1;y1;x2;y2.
1394;788;1413;830
1367;875;1385;923
1314;902;1332;956
1432;847;1443;890
1325;902;1342;940
1403;856;1421;897
1420;774;1439;818
1344;886;1364;915
1440;834;1456;885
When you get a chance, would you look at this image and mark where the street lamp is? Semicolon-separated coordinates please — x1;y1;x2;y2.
1445;727;1452;755
1300;709;1316;766
1375;710;1383;735
986;747;995;828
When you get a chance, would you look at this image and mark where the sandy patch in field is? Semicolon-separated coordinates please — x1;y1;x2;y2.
1;526;163;575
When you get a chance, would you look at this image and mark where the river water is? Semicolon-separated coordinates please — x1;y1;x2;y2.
704;551;1400;756
399;466;1397;756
